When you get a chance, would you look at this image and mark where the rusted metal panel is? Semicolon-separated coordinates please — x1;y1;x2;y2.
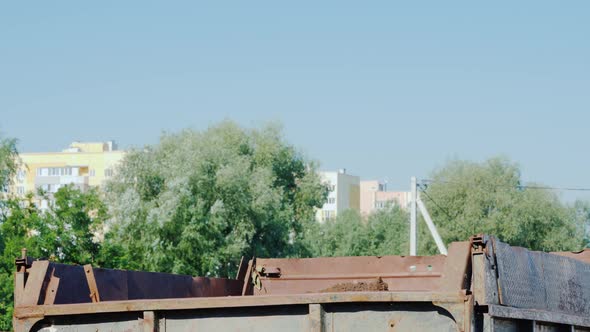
14;291;469;319
551;249;590;265
83;264;100;302
241;258;254;296
22;298;469;332
471;235;500;306
14;271;26;307
14;250;29;307
21;261;49;306
42;269;59;305
235;256;248;281
253;255;446;295
13;236;590;332
440;241;471;291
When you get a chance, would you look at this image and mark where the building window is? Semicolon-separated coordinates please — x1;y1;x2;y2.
16;186;25;195
89;169;96;177
375;201;393;209
104;168;113;177
17;170;26;182
324;210;334;221
327;197;336;204
37;167;74;176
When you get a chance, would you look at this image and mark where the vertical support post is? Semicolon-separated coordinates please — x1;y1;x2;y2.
84;264;100;303
410;176;417;256
21;260;49;306
140;311;156;332
43;268;60;305
417;196;447;255
14;248;27;307
308;303;325;332
241;258;255;296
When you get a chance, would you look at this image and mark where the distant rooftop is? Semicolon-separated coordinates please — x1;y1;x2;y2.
62;141;118;153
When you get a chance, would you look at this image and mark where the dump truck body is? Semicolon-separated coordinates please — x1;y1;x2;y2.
13;235;590;331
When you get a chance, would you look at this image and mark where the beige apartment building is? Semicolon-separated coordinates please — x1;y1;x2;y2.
12;141;125;208
315;169;360;223
360;180;410;216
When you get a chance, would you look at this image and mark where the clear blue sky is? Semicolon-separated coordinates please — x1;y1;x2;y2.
1;1;589;200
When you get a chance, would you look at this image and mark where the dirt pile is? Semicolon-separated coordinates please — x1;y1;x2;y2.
320;277;388;292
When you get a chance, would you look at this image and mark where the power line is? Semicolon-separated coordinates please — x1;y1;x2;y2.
417;184;456;221
420;179;590;192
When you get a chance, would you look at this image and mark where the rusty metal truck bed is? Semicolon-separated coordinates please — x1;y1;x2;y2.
12;235;590;331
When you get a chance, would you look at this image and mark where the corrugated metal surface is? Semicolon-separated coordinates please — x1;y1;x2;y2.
493;237;590;317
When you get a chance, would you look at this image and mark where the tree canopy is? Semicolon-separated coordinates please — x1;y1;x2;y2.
102;121;327;277
304;206;409;257
0;186;107;330
305;157;587;258
419;157;586;253
0;136;18;196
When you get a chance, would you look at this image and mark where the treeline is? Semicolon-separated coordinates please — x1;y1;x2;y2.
0;121;588;329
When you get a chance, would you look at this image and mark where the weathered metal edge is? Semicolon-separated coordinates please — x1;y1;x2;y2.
488;304;590;328
14;291;469;319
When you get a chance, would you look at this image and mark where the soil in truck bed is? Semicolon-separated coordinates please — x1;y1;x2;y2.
320;277;388;292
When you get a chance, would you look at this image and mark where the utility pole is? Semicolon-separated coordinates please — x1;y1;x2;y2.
409;176;447;256
410;176;417;256
416;198;447;255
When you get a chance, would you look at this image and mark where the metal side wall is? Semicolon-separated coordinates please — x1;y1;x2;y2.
474;236;590;332
30;302;462;332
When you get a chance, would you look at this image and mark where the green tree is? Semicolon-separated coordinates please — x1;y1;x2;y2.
102;121;327;277
366;205;409;255
420;157;585;253
0;136;18;196
0;186;107;330
0;135;18;330
305;206;410;257
309;210;372;257
572;200;590;248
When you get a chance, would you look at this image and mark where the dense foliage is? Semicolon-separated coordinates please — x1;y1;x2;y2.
419;157;586;253
0;188;107;329
0;134;108;329
101;121;327;277
304;207;409;257
0;136;18;195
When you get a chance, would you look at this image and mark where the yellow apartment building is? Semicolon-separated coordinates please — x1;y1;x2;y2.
12;141;125;208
